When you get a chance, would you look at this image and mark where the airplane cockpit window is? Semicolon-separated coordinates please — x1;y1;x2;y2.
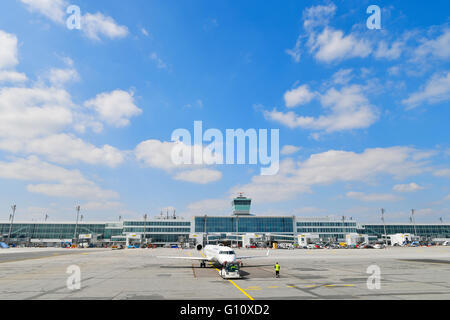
219;251;235;255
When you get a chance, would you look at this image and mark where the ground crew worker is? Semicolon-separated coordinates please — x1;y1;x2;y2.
275;262;280;278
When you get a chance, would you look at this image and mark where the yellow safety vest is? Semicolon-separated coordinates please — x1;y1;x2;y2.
275;264;280;271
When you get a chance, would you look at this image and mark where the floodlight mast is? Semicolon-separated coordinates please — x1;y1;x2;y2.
73;205;81;245
411;209;417;238
7;205;16;245
381;208;387;248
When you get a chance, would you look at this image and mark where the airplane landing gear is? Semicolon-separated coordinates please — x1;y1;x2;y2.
200;262;206;268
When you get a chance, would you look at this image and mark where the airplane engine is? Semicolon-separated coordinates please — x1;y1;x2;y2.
196;244;203;251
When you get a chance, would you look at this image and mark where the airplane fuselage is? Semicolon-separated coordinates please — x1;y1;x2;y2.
203;245;237;266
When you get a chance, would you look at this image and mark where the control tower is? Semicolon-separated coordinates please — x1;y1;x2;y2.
232;193;252;216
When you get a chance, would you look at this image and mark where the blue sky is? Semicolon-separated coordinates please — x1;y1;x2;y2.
0;0;448;223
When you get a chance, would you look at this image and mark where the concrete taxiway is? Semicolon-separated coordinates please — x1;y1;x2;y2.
0;246;449;300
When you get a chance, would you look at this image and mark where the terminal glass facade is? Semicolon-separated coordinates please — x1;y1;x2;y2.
0;223;106;240
1;218;449;245
194;217;294;234
296;221;357;241
360;224;450;238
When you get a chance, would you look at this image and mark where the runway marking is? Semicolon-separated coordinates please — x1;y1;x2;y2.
229;280;255;300
0;254;64;264
268;286;279;289
0;250;104;264
245;286;262;290
200;251;254;301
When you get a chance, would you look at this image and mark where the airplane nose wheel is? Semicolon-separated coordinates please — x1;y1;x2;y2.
200;262;206;268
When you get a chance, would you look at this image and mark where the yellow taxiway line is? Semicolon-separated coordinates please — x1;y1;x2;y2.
200;251;254;300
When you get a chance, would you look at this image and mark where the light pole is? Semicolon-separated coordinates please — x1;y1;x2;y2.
203;214;209;245
73;205;81;246
7;205;16;245
144;214;148;245
411;209;417;239
381;208;387;248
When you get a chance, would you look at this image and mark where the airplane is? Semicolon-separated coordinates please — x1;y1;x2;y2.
157;244;270;268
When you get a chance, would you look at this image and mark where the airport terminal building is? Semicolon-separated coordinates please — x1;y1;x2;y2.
1;195;449;246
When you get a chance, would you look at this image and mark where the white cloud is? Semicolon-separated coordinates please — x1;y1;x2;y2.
0;134;124;167
286;3;337;63
229;147;430;204
0;86;73;139
0;71;27;83
434;168;450;178
135;139;182;171
346;191;402;202
184;99;204;109
0;30;19;69
27;183;118;200
47;68;79;86
151;52;167;69
393;182;424;193
286;37;302;63
20;1;129;41
332;68;353;85
403;72;450;109
20;0;67;24
82;12;129;41
302;3;336;30
280;145;301;156
0;155;84;183
186;198;230;215
284;84;316;108
84;90;142;127
388;66;400;76
135;140;218;171
0;156;119;200
135;140;222;184
415;28;450;60
174;169;222;184
309;27;372;63
374;41;403;60
265;85;378;133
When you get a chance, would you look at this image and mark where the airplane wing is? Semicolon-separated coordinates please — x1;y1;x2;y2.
156;256;212;261
236;250;270;260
